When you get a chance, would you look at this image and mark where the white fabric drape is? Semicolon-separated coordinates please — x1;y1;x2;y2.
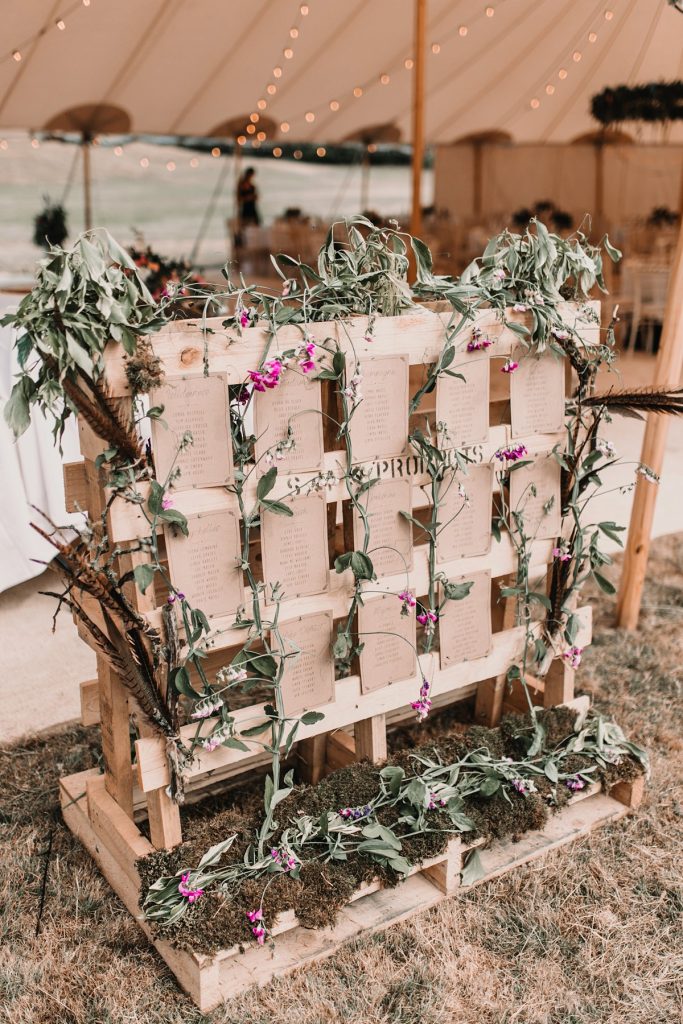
0;293;81;592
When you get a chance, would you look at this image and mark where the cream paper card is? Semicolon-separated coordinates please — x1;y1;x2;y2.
151;372;233;489
353;478;413;577
358;593;416;694
277;611;335;716
439;569;492;667
253;370;324;474
435;354;489;448
260;493;329;601
165;509;243;618
436;465;493;562
347;355;409;462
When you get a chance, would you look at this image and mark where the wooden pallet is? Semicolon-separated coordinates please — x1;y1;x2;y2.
60;762;643;1012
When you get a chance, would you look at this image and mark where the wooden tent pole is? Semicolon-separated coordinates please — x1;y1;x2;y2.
360;146;371;213
410;0;427;239
473;142;483;218
616;220;683;629
82;133;92;232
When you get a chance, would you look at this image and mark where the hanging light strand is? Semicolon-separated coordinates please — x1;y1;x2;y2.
2;0;93;68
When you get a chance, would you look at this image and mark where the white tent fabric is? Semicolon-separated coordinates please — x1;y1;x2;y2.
1;0;682;144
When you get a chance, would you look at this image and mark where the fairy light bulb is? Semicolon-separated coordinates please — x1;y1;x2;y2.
305;111;315;123
257;130;266;141
588;31;598;42
0;139;8;150
604;9;614;19
353;86;363;98
486;6;495;15
12;50;22;62
404;58;414;69
56;19;66;30
31;138;39;148
367;143;377;153
545;84;555;95
558;67;568;80
431;42;441;53
530;97;540;109
267;84;277;95
250;113;259;124
237;135;246;145
316;146;326;157
273;146;282;157
458;25;468;37
257;99;267;110
114;145;123;156
290;27;299;38
190;157;199;167
284;47;294;59
293;149;303;159
211;146;221;155
140;157;149;168
380;73;390;85
300;4;309;14
280;121;290;133
573;50;582;62
166;161;176;171
273;66;282;78
330;99;340;111
246;124;256;134
82;0;90;5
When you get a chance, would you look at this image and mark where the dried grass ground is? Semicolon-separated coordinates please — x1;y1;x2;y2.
2;535;682;1024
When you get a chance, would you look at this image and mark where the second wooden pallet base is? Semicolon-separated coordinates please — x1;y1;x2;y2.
60;767;643;1013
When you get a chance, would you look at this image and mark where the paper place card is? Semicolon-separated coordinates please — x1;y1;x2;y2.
347;355;409;462
436;465;493;562
353;479;413;577
508;455;562;540
358;593;416;694
277;611;335;716
439;569;492;668
165;509;243;618
435;354;489;448
510;349;564;438
253;370;325;474
260;493;329;601
150;372;233;489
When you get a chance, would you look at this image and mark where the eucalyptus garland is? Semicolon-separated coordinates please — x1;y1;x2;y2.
591;81;683;126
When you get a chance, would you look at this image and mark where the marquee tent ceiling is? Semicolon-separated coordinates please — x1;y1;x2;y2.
1;0;682;144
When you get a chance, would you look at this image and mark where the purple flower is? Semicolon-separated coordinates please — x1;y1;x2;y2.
552;545;571;563
238;308;250;328
161;495;174;510
178;871;204;904
494;443;528;463
411;678;432;722
246;908;263;923
467;326;493;352
563;646;583;669
565;776;586;791
252;925;266;944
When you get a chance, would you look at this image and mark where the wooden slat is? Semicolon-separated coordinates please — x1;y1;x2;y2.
97;656;134;819
355;714;387;762
80;678;100;726
63;461;89;513
137;720;182;850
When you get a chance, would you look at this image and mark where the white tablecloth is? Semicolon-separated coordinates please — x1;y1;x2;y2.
0;292;81;592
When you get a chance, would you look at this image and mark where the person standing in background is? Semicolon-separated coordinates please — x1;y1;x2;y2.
237;167;260;228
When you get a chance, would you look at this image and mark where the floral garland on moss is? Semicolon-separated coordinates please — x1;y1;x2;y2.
5;218;678;949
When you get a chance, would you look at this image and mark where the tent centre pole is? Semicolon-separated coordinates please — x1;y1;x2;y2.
410;0;426;241
82;132;92;232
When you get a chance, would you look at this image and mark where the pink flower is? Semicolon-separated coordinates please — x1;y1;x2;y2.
495;444;527;463
565;776;586;791
552;327;570;340
512;303;527;313
491;268;506;282
563;646;583;669
467;326;493;352
161;495;174;510
246;908;263;923
239;309;250;328
398;589;416;615
248;358;284;393
501;360;518;374
253;926;266;944
201;737;221;752
411;678;432;721
416;610;438;625
178;872;204;904
552;546;571;563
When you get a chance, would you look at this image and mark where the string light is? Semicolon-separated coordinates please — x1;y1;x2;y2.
83;0;90;6
114;145;123;156
284;47;294;59
380;73;390;85
458;25;468;37
293;149;303;159
486;6;495;15
588;31;598;42
558;67;568;79
545;83;555;95
431;42;441;53
572;50;582;61
31;138;39;148
316;146;326;157
273;146;282;157
250;112;259;123
211;146;221;156
255;131;265;142
329;100;340;111
257;99;267;110
604;9;614;19
280;121;290;132
140;157;149;168
404;58;414;69
305;111;315;122
166;160;176;171
273;66;282;78
12;51;22;62
237;135;246;145
190;157;199;167
367;143;377;153
267;84;277;95
0;139;8;150
246;124;256;134
300;4;309;14
56;19;66;30
353;86;363;97
289;27;299;38
530;97;540;109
